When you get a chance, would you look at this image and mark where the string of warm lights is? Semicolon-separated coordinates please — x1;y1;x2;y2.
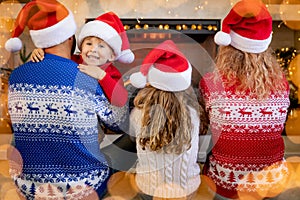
124;23;218;32
121;18;219;34
276;47;297;69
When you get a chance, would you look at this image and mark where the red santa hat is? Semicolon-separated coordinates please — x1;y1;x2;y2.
130;40;192;92
78;12;134;64
214;0;272;53
5;0;76;52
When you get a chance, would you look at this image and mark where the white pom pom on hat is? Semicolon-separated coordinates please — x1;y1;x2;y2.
214;31;231;46
215;0;272;53
5;37;22;52
130;72;147;88
129;40;192;92
117;49;135;64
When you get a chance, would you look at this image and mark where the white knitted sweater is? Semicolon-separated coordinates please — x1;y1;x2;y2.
130;106;201;198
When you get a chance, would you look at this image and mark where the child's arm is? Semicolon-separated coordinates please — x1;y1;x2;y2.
99;65;128;107
30;48;44;62
78;64;128;107
30;48;81;63
78;64;106;80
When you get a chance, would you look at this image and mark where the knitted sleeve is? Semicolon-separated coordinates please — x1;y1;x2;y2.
98;63;128;107
94;84;129;133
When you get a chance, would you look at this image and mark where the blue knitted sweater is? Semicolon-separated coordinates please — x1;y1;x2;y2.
8;54;127;199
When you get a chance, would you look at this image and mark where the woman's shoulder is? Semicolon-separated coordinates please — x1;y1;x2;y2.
199;72;216;86
199;72;226;93
200;72;214;80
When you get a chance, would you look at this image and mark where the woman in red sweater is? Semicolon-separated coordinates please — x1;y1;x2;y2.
199;0;290;199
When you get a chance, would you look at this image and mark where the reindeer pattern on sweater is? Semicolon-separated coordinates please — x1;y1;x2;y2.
8;54;127;199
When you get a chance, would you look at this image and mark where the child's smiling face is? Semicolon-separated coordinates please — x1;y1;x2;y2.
81;36;116;66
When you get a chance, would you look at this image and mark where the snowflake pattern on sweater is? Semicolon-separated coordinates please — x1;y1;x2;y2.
8;54;128;199
199;72;290;198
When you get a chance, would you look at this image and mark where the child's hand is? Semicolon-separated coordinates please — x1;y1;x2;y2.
30;48;44;62
78;64;106;80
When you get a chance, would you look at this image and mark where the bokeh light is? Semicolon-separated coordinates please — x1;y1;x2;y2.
154;0;188;8
260;156;300;199
193;175;215;199
201;175;217;197
0;1;23;66
0;144;11;178
286;156;300;187
103;196;126;200
99;0;135;15
236;161;289;199
289;54;300;83
152;182;188;199
107;171;139;199
232;0;264;18
280;0;300;30
135;0;156;14
4;188;22;200
286;54;300;144
7;145;23;177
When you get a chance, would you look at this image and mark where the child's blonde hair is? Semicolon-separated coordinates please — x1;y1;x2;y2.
134;86;199;154
214;45;287;99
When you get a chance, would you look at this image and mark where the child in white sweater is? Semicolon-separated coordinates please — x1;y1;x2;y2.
129;40;201;199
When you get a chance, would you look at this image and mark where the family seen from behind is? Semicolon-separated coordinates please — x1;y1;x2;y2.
3;0;292;199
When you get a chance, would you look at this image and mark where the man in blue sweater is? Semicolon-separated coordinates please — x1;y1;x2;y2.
5;1;127;199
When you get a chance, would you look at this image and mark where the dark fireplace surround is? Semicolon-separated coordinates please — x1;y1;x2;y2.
86;18;220;87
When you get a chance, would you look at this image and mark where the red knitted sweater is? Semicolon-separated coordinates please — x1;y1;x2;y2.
199;72;290;198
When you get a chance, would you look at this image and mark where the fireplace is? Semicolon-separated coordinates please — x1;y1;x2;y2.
85;18;220;114
109;18;221;88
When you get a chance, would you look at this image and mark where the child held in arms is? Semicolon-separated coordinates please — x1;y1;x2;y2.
31;11;134;107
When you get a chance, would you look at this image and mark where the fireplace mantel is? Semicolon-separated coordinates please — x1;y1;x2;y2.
86;18;220;44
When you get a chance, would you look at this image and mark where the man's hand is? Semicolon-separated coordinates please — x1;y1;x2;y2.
77;64;106;80
30;48;44;62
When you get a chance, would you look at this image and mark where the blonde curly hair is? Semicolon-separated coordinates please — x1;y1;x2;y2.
214;46;287;99
134;86;199;154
